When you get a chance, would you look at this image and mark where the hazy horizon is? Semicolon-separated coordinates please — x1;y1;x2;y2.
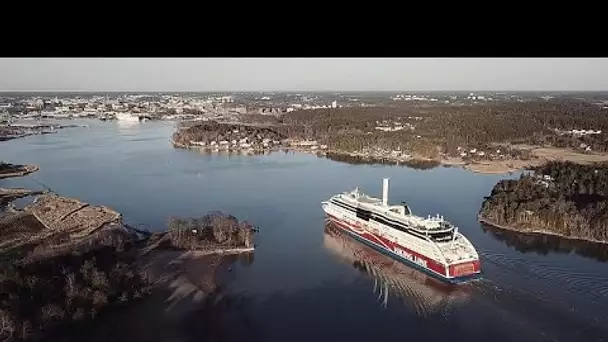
1;58;608;92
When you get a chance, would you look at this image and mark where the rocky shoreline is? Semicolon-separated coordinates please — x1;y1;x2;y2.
172;139;530;174
169;120;608;175
478;215;608;246
0;123;87;142
175;138;608;176
171;138;284;155
0;187;48;207
322;149;550;174
171;133;541;174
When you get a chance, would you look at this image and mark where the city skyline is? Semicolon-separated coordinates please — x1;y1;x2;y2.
1;58;608;92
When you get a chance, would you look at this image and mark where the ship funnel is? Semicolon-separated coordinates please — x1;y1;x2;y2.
382;178;389;206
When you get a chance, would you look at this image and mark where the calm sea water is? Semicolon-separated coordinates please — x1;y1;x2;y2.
2;120;608;342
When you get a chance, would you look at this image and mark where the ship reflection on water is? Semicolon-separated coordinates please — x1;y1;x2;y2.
481;224;608;262
323;221;471;316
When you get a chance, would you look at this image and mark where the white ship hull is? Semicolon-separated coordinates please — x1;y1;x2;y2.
321;179;481;283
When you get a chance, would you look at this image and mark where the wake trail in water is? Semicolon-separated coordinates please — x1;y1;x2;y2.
472;250;608;340
480;250;608;303
469;277;608;341
325;223;608;340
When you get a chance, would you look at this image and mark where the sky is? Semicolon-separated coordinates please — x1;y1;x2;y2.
1;58;608;92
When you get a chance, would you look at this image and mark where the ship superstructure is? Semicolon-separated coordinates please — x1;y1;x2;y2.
321;178;481;283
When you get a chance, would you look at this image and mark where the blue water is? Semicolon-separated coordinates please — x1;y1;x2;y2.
2;119;607;342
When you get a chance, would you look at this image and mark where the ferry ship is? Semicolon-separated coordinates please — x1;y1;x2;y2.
115;112;141;122
321;179;481;283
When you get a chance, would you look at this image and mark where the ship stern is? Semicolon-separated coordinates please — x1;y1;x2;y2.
446;259;482;283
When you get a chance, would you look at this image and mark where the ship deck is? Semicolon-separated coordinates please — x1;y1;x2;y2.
438;241;478;264
338;194;452;233
358;196;382;205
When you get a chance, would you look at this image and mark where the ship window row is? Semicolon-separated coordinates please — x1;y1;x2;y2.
331;199;428;241
332;199;415;232
332;200;408;231
371;215;428;241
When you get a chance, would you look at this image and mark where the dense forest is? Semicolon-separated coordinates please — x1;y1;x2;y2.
0;227;148;341
479;161;608;242
261;101;608;158
172;121;286;146
173;101;608;166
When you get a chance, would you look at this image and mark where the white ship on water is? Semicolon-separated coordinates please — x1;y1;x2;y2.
321;178;481;283
323;223;470;313
114;112;141;122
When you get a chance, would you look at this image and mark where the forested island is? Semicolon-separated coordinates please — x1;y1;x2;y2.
177;100;608;173
0;182;255;341
171;121;289;153
479;161;608;243
144;212;255;252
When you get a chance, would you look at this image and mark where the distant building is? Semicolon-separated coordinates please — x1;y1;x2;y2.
0;112;10;122
235;106;247;114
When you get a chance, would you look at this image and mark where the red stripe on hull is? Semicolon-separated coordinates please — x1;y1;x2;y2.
326;214;448;277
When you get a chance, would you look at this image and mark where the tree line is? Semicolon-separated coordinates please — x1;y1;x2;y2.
323;152;441;169
172;121;286;146
167;212;254;250
262;101;608;158
479;161;608;242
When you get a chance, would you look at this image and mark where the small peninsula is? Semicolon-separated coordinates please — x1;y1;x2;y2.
0;162;39;179
0;123;86;142
479;161;608;244
0;183;255;341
